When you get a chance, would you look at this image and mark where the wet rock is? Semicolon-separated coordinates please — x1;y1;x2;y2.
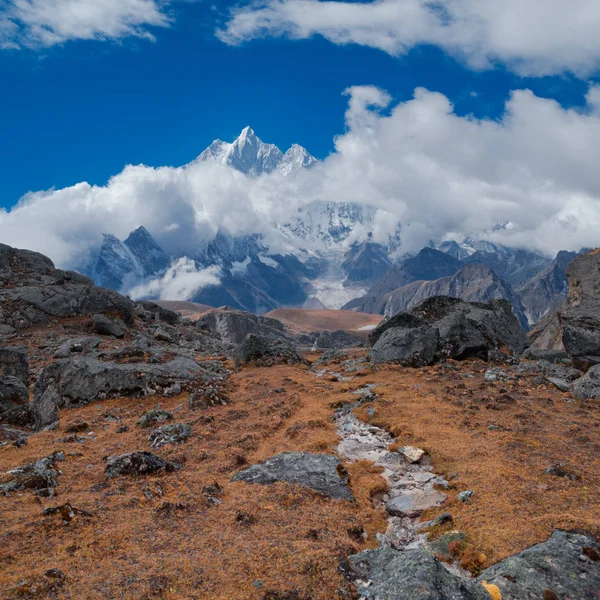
105;451;179;478
0;376;29;413
457;490;474;503
235;334;307;366
385;488;447;517
397;446;425;464
137;409;173;428
92;314;125;338
0;452;64;496
33;356;210;429
232;452;354;501
148;423;192;449
477;530;600;600
370;297;527;366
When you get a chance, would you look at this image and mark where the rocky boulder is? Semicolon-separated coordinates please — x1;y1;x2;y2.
232;452;354;501
196;308;288;345
0;376;29;413
148;423;192;449
0;452;64;496
0;347;29;384
370;296;528;366
571;363;600;399
530;249;600;366
349;530;600;600
235;334;307;366
92;314;125;338
32;356;213;429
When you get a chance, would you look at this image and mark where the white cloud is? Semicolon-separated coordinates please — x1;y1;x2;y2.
3;84;600;275
128;258;221;300
218;0;600;77
0;0;178;48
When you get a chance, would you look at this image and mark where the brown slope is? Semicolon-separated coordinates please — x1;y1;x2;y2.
265;308;382;333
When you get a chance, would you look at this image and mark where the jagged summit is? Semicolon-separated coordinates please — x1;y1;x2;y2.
194;127;316;176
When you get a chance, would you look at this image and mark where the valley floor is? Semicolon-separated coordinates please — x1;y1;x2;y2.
1;352;599;599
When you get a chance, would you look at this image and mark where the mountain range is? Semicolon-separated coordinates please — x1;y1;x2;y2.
83;127;582;329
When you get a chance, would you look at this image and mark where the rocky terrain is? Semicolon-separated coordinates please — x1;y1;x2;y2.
1;242;600;599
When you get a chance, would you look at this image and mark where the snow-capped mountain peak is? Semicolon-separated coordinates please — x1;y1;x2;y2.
194;127;315;176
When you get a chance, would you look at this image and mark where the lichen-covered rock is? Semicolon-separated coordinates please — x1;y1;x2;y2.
232;452;354;501
188;386;229;409
349;530;600;600
349;546;487;600
105;451;178;478
32;357;209;429
148;423;192;449
477;530;600;600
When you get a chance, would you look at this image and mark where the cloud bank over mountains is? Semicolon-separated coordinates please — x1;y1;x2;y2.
220;0;600;77
2;85;600;271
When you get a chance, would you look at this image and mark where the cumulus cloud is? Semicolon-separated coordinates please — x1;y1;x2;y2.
218;0;600;77
128;258;221;300
3;84;600;273
0;0;178;48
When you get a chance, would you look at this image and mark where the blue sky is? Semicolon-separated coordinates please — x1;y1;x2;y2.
1;0;595;206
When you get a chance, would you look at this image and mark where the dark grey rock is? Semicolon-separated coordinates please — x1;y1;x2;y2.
136;301;180;325
232;452;354;501
313;330;365;349
546;377;570;392
571;364;600;399
0;346;28;385
477;530;600;600
522;348;570;363
0;452;63;495
137;409;173;428
105;451;178;478
196;309;287;345
370;297;528;366
92;314;125;338
148;423;192;448
0;403;36;428
0;376;29;413
154;328;173;343
235;334;307;366
369;323;439;367
349;546;487;600
33;356;210;429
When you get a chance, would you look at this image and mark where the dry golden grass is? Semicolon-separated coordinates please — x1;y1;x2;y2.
2;352;600;598
264;309;381;335
0;363;384;599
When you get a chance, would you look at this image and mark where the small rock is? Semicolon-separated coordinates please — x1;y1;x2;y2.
397;446;425;464
188;386;229;409
65;421;89;433
105;451;179;478
148;423;192;449
545;464;578;480
154;328;173;343
137;409;173;428
457;490;474;503
116;425;129;434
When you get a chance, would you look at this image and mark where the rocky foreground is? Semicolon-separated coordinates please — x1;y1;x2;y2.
1;243;600;599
